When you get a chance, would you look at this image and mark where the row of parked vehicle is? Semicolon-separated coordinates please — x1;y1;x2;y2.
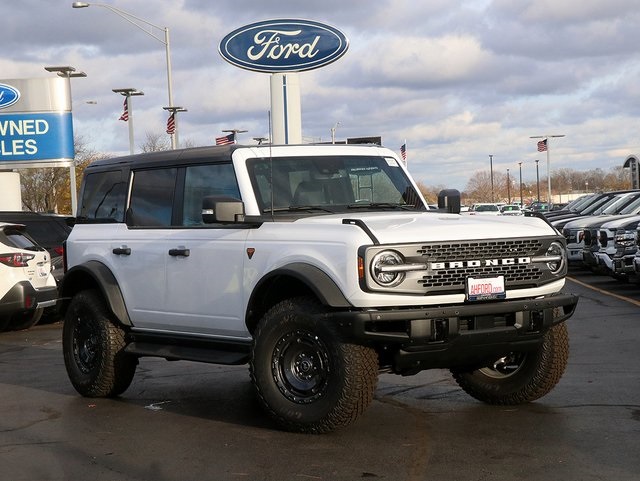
465;201;568;216
465;203;524;215
543;191;640;282
0;212;72;331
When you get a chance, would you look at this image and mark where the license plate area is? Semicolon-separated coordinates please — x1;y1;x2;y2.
466;276;506;301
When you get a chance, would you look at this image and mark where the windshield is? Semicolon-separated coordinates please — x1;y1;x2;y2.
581;195;617;215
597;194;636;215
247;155;425;214
618;194;640;215
475;204;499;212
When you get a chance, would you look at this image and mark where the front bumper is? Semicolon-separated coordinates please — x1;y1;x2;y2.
582;249;599;267
594;252;614;271
334;292;578;372
567;244;585;262
613;255;637;275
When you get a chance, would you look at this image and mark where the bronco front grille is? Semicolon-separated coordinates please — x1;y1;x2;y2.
417;239;543;291
362;236;564;295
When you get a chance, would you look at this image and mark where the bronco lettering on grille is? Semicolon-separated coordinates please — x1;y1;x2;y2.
430;257;532;270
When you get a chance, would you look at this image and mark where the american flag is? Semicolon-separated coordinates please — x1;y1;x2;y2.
400;143;407;161
216;133;235;145
537;139;547;152
166;113;175;135
118;98;128;122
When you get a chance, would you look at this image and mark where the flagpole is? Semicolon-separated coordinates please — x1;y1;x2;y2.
530;134;565;205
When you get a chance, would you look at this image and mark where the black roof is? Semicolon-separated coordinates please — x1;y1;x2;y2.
86;144;240;171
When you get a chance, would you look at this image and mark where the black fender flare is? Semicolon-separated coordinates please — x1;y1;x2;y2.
246;263;352;324
60;261;132;326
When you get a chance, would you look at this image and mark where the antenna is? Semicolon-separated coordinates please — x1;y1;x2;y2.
269;110;274;221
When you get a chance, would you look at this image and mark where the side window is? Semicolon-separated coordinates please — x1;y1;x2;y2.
181;163;240;226
129;168;177;227
79;171;126;222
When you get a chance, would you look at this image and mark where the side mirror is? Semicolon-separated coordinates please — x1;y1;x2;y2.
202;196;245;223
437;189;461;214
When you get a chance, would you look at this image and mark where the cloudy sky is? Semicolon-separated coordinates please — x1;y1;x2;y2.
2;0;640;190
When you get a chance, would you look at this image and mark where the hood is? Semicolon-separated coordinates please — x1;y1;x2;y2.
564;213;640;230
295;211;557;244
599;214;640;230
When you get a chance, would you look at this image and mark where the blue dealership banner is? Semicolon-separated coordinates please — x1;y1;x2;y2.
0;78;74;164
0;112;74;162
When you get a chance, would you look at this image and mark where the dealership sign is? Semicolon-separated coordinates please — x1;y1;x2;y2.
219;19;349;73
0;84;21;109
0;78;74;163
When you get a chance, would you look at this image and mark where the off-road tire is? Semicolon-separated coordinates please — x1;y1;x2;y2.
250;296;379;434
63;289;137;397
451;323;569;404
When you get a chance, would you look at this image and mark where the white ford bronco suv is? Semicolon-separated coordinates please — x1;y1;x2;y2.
60;144;578;433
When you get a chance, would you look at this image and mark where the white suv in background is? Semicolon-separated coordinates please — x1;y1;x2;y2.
0;223;58;331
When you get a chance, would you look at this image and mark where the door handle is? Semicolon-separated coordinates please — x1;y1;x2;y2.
168;248;190;257
112;247;131;255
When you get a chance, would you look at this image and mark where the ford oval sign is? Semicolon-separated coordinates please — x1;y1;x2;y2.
219;19;349;73
0;83;20;110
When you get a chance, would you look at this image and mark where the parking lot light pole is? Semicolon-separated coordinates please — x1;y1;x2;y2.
44;65;87;215
518;161;523;206
506;168;511;204
163;106;187;148
72;2;178;148
489;154;494;202
113;88;144;154
535;159;540;202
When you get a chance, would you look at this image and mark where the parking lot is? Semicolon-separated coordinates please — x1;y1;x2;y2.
1;267;639;481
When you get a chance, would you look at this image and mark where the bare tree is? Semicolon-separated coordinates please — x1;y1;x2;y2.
416;181;447;205
19;135;110;214
140;131;171;152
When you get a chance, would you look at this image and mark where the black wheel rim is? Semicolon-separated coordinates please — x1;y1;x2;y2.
271;329;331;404
479;352;527;378
72;315;101;374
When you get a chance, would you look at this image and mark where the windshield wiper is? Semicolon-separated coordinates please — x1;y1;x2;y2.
347;202;414;210
263;205;336;214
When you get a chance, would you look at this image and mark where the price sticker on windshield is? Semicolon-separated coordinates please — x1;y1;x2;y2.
466;276;506;301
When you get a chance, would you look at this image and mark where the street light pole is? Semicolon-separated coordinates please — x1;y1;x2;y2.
72;2;179;148
506;168;511;204
535;159;540;202
489;154;494;202
331;122;340;144
518;161;523;206
113;88;144;155
530;134;565;205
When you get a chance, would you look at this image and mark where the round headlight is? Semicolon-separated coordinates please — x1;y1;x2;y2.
545;241;566;274
370;250;405;287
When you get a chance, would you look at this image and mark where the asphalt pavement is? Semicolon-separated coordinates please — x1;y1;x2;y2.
1;268;638;481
